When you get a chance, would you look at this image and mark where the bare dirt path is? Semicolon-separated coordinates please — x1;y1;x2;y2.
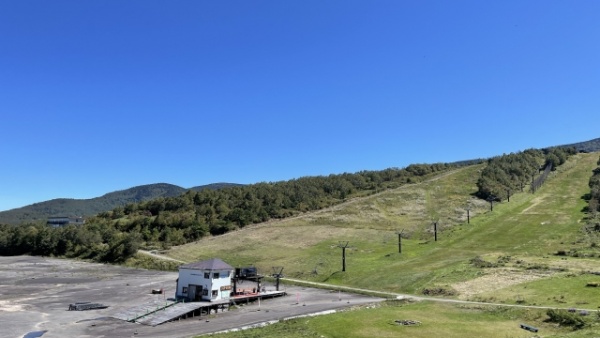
280;277;600;313
138;249;186;263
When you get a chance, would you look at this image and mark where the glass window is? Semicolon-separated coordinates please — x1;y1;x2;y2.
213;272;220;279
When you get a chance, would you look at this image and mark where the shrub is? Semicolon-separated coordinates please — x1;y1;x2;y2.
470;256;497;268
546;309;587;330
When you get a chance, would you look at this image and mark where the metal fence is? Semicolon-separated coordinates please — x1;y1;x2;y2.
531;163;553;193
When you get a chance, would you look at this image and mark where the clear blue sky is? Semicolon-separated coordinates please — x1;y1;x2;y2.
1;1;598;211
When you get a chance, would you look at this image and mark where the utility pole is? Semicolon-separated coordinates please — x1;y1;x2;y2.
272;267;284;291
338;241;350;272
466;207;470;224
396;229;404;253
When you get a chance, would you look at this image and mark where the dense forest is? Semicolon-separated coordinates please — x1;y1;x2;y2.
0;147;580;263
0;222;140;263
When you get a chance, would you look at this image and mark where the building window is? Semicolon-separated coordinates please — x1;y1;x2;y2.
213;272;220;279
182;287;188;294
212;290;218;298
204;272;210;279
202;289;209;296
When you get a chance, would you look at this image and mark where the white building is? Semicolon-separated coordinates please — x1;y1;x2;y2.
176;258;234;302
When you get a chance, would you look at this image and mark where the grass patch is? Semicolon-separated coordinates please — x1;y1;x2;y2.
480;271;600;308
206;300;598;338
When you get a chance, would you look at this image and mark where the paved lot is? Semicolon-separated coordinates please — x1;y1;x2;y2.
0;256;384;338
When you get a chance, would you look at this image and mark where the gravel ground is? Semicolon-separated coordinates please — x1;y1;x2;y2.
0;256;384;338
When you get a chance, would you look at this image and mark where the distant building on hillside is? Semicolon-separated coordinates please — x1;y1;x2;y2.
176;258;234;302
47;216;85;227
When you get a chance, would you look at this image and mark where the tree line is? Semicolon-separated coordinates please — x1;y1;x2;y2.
587;155;600;216
581;155;600;253
476;147;576;201
0;222;140;262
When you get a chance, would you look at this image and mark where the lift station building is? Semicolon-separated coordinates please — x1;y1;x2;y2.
176;258;234;302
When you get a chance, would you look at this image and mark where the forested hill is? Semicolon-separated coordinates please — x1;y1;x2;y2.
190;183;244;192
1;137;597;226
560;137;600;153
0;183;242;225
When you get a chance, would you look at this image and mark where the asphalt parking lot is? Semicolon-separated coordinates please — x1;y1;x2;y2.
0;256;384;338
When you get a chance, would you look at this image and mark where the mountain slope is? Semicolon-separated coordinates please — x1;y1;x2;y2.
165;152;598;301
0;183;241;225
560;137;600;152
0;183;185;224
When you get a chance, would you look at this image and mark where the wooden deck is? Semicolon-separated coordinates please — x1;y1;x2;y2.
231;290;287;304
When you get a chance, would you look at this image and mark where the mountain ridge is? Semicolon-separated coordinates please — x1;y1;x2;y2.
1;137;598;225
0;182;243;225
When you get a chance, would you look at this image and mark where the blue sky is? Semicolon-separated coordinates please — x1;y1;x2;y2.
1;1;598;212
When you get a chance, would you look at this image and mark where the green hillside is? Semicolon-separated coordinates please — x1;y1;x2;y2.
165;152;599;303
156;152;600;337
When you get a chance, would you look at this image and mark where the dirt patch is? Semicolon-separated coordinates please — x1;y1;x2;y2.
521;197;544;214
0;300;29;312
452;268;554;299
